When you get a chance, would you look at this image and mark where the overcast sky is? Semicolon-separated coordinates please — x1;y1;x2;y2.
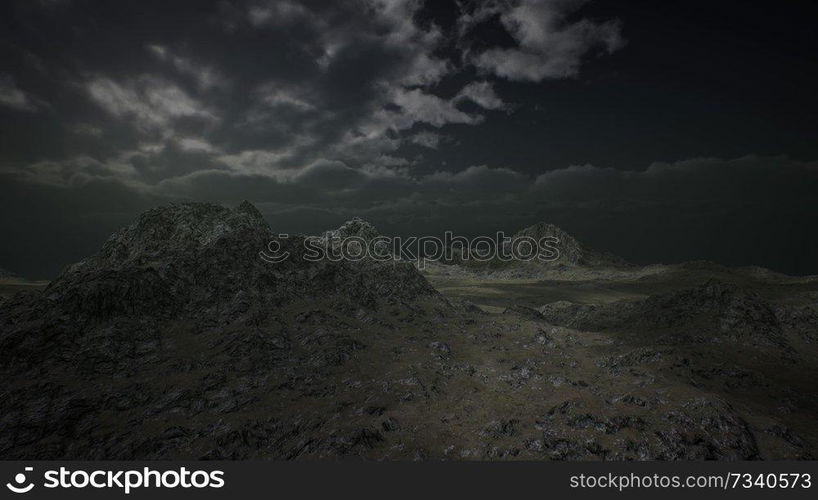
1;0;818;278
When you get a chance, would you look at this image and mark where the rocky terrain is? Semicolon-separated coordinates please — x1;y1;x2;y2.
1;203;817;460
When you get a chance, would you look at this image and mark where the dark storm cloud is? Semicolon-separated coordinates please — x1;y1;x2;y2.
1;0;624;190
0;74;47;111
458;0;624;81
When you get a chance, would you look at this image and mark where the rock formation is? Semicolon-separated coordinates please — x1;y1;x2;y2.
509;222;628;267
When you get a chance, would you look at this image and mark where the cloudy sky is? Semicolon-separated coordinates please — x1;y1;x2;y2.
1;0;818;278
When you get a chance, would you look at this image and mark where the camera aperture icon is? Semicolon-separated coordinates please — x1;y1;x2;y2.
6;467;34;494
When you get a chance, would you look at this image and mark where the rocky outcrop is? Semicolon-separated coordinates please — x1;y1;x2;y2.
318;217;392;257
539;281;816;353
509;222;628;267
532;397;759;460
433;222;630;280
321;217;382;243
20;203;436;323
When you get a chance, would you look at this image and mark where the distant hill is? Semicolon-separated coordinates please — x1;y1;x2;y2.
435;221;630;279
509;222;629;268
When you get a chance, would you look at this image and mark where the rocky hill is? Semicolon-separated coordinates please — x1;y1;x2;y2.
510;222;628;268
0;202;445;458
539;280;818;353
30;202;435;322
318;216;391;256
321;216;382;242
430;222;630;280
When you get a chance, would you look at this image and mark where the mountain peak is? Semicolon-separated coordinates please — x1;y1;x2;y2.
323;217;381;241
515;222;578;240
512;222;585;265
236;200;265;222
91;202;270;267
511;222;628;267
